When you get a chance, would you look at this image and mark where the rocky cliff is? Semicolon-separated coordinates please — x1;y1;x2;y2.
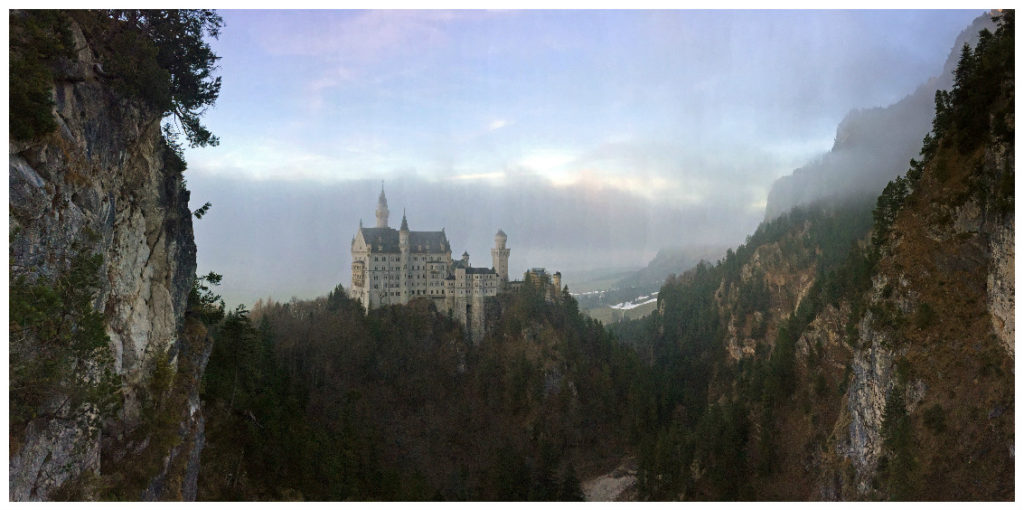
9;13;211;500
721;13;1014;498
825;68;1014;499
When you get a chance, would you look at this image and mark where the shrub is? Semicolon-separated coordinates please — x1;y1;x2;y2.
9;10;73;141
9;249;120;452
922;403;947;434
913;302;935;330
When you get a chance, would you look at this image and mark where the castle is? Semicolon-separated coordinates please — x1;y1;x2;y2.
349;186;511;341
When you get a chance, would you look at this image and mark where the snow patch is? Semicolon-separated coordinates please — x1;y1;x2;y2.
610;292;658;310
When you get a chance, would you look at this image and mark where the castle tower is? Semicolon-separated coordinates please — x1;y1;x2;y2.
399;209;410;248
491;229;510;282
375;184;389;228
552;271;561;290
400;210;409;302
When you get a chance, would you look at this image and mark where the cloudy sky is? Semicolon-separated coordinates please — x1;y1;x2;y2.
181;9;984;305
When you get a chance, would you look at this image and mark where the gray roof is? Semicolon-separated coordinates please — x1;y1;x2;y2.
466;267;496;275
360;227;450;254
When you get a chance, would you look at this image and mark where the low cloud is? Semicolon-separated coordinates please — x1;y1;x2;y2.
188;174;764;307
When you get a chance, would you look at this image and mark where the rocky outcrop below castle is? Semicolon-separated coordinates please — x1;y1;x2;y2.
9;16;209;500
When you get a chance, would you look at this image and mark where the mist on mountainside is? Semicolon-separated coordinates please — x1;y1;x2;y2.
619;244;729;288
764;12;997;220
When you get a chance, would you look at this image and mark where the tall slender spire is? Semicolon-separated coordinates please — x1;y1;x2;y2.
400;208;409;231
375;183;389;228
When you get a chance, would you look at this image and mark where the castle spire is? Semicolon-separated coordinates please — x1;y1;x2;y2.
375;183;389;228
400;208;409;231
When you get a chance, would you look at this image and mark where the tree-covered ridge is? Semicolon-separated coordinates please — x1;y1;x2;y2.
198;278;641;500
876;9;1014;248
622;10;1014;500
865;9;1014;500
612;197;875;500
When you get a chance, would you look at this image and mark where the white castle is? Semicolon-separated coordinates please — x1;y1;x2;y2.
349;186;514;340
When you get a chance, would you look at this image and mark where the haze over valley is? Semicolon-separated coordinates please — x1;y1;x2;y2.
181;9;984;306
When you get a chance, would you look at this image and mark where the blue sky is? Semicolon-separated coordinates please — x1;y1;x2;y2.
181;9;986;304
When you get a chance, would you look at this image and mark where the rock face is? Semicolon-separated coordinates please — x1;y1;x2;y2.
835;285;897;495
9;18;208;500
986;217;1014;358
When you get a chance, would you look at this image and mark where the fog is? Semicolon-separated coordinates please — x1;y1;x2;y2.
190;175;764;306
764;12;995;219
179;10;990;307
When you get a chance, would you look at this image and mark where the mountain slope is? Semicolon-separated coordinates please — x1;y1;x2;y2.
625;11;1013;500
827;13;1014;497
197;279;643;501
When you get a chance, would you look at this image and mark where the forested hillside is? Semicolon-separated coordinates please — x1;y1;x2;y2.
614;10;1013;500
197;276;644;500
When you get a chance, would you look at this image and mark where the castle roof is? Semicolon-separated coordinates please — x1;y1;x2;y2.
359;227;449;254
448;263;496;276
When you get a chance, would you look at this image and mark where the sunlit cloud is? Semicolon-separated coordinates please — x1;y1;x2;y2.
448;171;506;182
519;150;577;172
488;119;510;131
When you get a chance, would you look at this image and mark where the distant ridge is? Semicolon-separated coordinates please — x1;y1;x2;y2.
618;244;728;289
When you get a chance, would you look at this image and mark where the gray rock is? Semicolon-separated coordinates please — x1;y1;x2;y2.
9;17;203;501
